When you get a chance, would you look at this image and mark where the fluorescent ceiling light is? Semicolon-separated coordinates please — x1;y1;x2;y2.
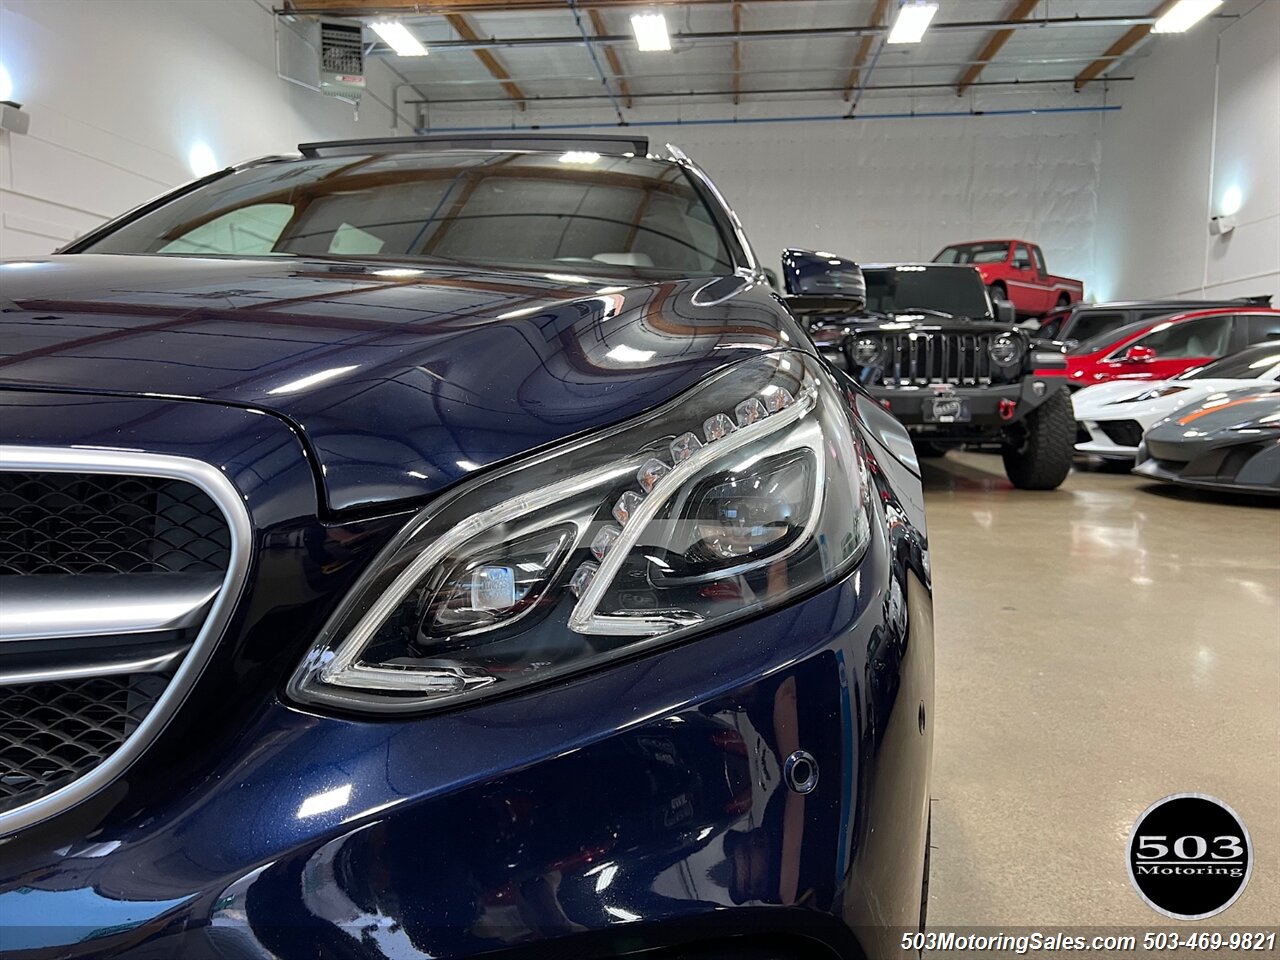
1152;0;1223;33
370;21;429;56
631;13;671;52
886;2;938;44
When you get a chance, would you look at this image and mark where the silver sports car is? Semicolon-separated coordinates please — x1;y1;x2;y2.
1134;387;1280;495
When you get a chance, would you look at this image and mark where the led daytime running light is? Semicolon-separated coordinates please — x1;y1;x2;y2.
569;384;814;636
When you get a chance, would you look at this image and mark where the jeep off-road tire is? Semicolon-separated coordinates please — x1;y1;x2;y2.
1002;390;1073;490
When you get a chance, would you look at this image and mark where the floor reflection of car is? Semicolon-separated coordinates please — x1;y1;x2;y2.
0;134;933;960
1065;307;1280;389
1073;343;1280;462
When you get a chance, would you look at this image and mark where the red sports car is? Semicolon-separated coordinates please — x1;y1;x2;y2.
1064;306;1280;388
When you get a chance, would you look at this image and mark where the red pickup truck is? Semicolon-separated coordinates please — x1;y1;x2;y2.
933;239;1084;318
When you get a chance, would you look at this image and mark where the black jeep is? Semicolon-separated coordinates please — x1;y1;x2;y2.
786;252;1074;490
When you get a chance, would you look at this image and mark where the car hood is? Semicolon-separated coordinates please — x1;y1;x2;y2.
1146;387;1280;441
0;255;795;511
1072;379;1253;421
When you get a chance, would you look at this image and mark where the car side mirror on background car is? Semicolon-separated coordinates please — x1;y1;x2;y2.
1012;258;1031;270
995;299;1017;324
779;248;866;320
1123;345;1157;363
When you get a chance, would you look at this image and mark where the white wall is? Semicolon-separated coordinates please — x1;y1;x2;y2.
0;0;407;258
612;108;1104;287
1094;0;1280;302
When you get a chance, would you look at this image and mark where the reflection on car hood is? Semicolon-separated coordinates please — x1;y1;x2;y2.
1145;387;1280;440
0;255;795;511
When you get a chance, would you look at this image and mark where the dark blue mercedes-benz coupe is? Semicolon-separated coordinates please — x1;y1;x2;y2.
0;134;932;960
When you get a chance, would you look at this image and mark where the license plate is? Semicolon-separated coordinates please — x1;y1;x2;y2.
924;396;970;423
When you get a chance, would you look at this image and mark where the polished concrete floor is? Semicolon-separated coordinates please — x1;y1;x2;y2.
922;452;1279;928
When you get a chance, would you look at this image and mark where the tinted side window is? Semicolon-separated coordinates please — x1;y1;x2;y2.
1246;314;1280;343
1132;316;1233;358
1031;246;1046;274
1039;316;1063;339
1013;243;1031;267
1069;312;1127;343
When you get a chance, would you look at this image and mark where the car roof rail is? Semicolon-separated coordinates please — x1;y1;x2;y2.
298;133;651;159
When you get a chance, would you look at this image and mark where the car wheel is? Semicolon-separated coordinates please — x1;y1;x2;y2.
1002;391;1073;490
914;440;949;458
1056;293;1071;308
989;282;1007;303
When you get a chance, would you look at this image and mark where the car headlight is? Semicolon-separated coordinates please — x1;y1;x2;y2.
989;333;1024;366
288;352;871;714
851;336;883;366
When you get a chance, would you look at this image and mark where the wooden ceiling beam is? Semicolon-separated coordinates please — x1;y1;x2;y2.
842;0;890;101
956;0;1040;95
284;0;785;12
443;12;527;110
1073;0;1178;90
588;8;632;109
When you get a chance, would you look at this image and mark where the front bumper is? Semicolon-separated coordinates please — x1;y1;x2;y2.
1134;438;1280;496
0;410;934;960
1074;420;1137;460
863;377;1065;430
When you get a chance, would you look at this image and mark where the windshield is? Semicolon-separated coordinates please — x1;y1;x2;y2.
75;151;738;280
934;242;1009;265
863;266;992;319
1180;344;1280;380
1069;316;1157;354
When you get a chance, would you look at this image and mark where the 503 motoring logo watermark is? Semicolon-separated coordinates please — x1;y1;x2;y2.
1127;793;1254;920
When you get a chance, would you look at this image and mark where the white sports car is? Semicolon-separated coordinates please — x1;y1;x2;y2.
1073;342;1280;461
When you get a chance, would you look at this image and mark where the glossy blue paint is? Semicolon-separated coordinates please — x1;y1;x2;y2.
0;147;932;959
0;256;794;512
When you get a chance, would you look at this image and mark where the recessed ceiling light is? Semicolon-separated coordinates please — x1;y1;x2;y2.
631;13;671;52
1152;0;1223;34
886;1;938;44
370;21;429;56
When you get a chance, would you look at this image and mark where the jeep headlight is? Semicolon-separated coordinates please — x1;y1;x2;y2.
851;336;883;367
989;333;1024;366
288;352;871;714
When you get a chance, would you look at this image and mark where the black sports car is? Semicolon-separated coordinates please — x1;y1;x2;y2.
1134;387;1280;495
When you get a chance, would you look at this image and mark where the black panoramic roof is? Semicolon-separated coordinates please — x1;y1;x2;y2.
298;133;652;159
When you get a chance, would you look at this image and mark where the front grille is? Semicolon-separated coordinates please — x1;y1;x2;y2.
1098;420;1144;447
0;459;238;829
0;674;167;815
869;332;1004;386
0;473;230;575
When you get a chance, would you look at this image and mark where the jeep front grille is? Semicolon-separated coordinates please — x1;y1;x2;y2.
863;332;1006;387
0;449;248;831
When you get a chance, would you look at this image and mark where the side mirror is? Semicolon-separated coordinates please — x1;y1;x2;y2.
1012;259;1031;271
780;248;866;316
1123;345;1157;363
994;298;1016;324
